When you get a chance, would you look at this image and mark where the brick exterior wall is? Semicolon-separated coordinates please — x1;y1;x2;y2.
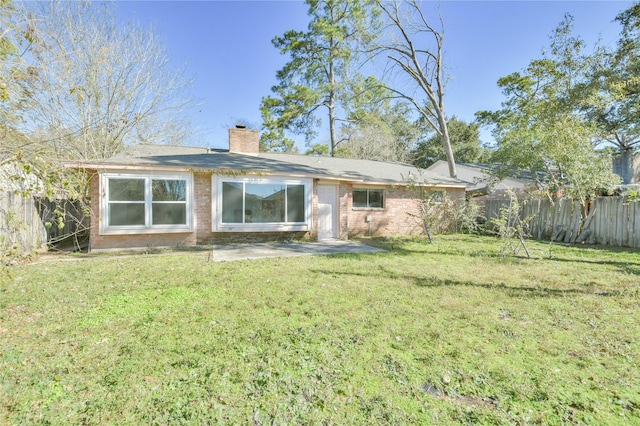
87;169;465;250
228;127;259;154
339;183;350;239
345;185;466;237
204;231;310;245
310;181;319;240
193;172;212;244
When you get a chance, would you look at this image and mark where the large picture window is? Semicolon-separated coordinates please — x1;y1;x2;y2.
101;173;192;234
214;177;311;232
353;188;384;209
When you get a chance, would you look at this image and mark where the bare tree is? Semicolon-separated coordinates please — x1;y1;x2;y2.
22;1;195;161
375;0;457;177
1;1;197;256
1;0;38;157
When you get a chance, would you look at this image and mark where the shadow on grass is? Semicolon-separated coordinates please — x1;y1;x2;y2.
365;238;640;277
543;256;640;276
309;266;629;298
410;275;626;298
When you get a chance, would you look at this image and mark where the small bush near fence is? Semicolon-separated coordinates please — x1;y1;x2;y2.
489;192;535;258
409;192;483;242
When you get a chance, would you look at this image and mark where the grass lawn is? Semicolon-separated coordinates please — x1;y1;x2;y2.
1;235;639;425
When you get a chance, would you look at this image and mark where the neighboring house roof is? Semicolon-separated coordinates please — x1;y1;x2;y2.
68;144;466;188
426;160;538;193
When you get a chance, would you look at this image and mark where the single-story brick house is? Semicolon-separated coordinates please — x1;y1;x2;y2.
67;128;466;251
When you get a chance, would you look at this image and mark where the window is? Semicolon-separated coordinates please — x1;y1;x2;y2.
108;178;145;226
214;177;311;231
353;188;384;209
151;179;188;225
101;173;192;234
429;190;445;203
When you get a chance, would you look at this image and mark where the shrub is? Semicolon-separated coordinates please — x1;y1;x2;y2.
408;190;484;242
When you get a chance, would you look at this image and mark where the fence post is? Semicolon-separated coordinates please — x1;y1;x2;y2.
632;201;640;248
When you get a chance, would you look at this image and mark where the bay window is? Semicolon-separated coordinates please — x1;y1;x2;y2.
101;172;192;234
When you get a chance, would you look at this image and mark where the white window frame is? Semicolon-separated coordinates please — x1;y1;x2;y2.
212;175;312;232
100;171;193;235
352;187;385;210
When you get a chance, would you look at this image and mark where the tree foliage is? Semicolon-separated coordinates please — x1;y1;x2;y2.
337;100;419;162
260;0;379;155
477;15;620;203
580;4;640;154
304;142;330;156
569;4;640;182
490;190;533;259
412;117;489;168
0;0;38;155
2;1;195;161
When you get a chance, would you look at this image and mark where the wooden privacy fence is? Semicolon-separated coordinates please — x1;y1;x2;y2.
1;191;48;255
1;191;90;255
484;196;640;249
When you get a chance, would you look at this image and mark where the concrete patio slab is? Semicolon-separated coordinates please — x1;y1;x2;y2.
211;240;385;262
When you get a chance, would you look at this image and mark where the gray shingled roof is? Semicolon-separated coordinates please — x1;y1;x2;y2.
74;144;464;187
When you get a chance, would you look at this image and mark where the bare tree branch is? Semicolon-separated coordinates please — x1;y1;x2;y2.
21;1;197;161
374;0;457;177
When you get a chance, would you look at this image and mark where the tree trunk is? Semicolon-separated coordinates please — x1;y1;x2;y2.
438;114;457;178
329;91;337;157
328;37;337;157
613;149;633;184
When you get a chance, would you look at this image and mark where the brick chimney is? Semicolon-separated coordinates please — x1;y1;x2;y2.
229;126;260;154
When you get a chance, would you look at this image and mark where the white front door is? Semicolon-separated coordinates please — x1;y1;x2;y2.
317;184;338;240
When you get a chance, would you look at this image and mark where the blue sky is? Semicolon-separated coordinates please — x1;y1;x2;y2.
116;0;634;150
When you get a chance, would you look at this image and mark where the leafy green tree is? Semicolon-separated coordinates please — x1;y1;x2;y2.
259;106;297;152
412;117;489;168
260;0;379;156
337;100;419;162
304;142;330;155
587;4;640;150
477;16;620;204
574;4;640;181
